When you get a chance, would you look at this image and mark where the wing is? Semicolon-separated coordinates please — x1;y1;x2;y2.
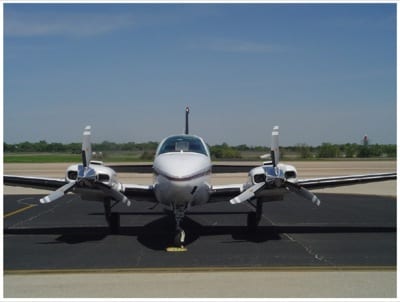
108;164;153;173
207;172;396;205
4;175;67;191
208;184;243;203
123;184;157;203
297;172;396;189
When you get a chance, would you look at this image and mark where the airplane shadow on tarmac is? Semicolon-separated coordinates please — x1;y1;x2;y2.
4;214;395;251
4;214;281;249
135;215;283;250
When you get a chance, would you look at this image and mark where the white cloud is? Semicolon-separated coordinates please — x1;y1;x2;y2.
5;11;135;37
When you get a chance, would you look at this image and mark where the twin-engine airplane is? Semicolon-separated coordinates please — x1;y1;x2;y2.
4;108;396;247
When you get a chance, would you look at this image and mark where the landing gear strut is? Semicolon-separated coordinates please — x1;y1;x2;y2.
247;199;263;230
173;204;186;247
104;198;120;234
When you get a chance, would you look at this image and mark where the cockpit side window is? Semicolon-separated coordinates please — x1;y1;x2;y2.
158;136;208;156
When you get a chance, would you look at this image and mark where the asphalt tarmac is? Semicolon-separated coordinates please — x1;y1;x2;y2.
4;191;396;270
3;161;397;298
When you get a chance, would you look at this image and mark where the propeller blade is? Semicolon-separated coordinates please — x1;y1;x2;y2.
40;181;76;204
285;182;320;206
271;126;279;167
111;189;132;207
96;182;132;207
230;182;265;204
82;126;92;167
260;153;271;159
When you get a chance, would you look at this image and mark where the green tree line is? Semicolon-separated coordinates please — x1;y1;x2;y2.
287;143;396;159
4;140;396;159
4;141;158;154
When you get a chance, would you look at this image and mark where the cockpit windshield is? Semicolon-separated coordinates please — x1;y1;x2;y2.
157;135;209;156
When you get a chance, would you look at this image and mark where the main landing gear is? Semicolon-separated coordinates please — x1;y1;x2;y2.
104;198;120;234
247;199;263;230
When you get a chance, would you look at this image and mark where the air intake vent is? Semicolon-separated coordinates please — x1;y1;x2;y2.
98;174;110;182
68;171;77;180
285;171;297;179
254;174;266;183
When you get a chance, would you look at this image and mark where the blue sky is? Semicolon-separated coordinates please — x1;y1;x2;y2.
3;3;396;146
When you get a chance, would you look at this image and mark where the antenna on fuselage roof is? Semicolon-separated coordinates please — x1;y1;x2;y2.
185;106;190;135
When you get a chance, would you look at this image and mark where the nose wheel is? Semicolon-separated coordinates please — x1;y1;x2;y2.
174;228;186;247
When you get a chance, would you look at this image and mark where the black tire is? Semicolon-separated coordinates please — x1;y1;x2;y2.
109;212;120;234
247;212;258;231
174;230;185;247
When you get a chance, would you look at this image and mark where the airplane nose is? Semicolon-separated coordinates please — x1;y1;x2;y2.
154;153;211;180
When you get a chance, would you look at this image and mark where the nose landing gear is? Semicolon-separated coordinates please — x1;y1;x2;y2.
166;204;188;252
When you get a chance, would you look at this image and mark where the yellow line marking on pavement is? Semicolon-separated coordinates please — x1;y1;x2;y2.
4;204;37;218
166;246;188;252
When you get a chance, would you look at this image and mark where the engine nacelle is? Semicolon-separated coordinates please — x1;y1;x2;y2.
246;162;298;202
65;163;121;189
249;163;297;184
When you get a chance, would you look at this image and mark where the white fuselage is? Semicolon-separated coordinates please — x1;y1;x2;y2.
152;135;212;208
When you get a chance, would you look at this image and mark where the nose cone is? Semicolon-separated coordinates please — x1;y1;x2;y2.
154;152;211;180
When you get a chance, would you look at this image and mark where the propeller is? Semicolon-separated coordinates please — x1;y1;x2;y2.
230;125;321;206
230;176;320;206
271;126;279;167
40;126;131;206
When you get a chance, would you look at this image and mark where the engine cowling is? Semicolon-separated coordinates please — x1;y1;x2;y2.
65;162;123;201
249;163;297;184
246;163;298;202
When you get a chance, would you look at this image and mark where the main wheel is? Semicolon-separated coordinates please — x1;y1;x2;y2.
109;212;120;234
247;212;259;231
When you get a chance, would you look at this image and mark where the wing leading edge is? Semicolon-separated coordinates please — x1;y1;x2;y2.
297;172;396;190
123;184;156;203
4;175;67;191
